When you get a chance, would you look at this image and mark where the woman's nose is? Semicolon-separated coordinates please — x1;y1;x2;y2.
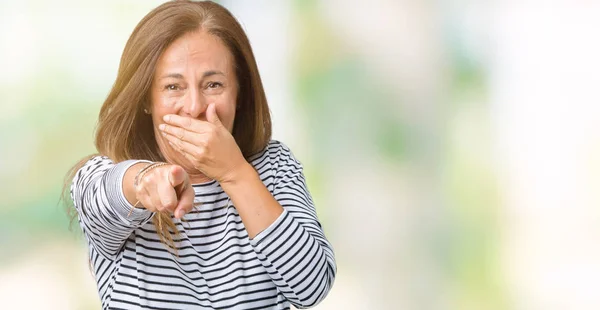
181;87;206;118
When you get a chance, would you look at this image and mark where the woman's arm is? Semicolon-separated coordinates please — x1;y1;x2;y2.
71;156;154;260
219;163;283;238
221;144;337;308
72;156;196;260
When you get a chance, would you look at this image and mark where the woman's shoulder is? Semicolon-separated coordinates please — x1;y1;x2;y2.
248;140;305;180
74;155;119;178
70;155;116;188
83;155;114;167
248;140;297;164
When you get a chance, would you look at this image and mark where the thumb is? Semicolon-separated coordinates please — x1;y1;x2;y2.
168;165;187;188
206;103;221;126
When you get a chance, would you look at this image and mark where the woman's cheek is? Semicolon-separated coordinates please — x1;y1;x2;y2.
158;93;180;109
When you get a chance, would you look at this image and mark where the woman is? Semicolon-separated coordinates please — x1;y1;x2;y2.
67;1;336;309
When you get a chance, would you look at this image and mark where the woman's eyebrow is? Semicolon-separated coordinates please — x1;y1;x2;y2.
160;73;184;80
159;71;225;80
202;70;225;78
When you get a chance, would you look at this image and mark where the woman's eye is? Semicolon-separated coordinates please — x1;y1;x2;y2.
165;84;180;91
206;82;223;89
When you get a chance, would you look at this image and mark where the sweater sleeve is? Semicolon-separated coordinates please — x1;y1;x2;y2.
249;143;336;308
70;155;154;260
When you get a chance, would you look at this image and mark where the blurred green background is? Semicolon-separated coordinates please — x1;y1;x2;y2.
1;1;600;309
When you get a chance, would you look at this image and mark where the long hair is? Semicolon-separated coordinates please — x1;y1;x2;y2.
63;0;271;250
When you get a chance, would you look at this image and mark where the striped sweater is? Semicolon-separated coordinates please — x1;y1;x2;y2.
71;140;336;309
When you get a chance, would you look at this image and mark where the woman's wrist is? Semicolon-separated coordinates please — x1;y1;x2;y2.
134;162;168;187
122;161;153;209
219;162;259;189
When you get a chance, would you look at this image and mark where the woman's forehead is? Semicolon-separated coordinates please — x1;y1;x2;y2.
155;30;233;75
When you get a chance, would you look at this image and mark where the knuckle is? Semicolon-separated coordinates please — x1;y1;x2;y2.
139;199;151;210
134;186;144;196
162;164;174;173
147;204;158;213
143;172;156;184
164;200;176;210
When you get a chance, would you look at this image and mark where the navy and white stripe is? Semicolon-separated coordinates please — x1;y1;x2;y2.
71;140;336;309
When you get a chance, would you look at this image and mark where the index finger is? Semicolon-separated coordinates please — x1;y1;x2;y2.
173;182;195;219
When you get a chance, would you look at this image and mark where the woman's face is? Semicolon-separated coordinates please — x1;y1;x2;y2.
149;29;238;167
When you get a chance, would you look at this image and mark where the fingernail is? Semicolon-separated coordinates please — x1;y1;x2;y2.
159;124;165;131
163;115;170;122
175;210;184;219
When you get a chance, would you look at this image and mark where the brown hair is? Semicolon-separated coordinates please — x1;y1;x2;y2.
64;0;271;250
